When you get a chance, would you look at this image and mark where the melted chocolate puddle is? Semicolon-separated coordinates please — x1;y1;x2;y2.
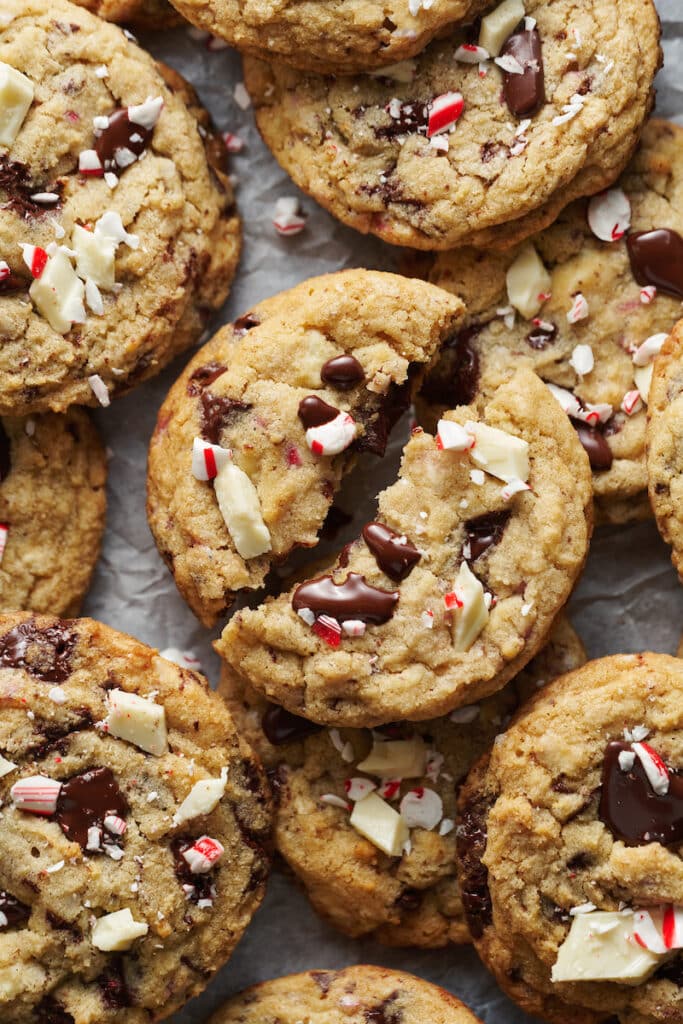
55;767;128;849
95;109;153;173
186;362;227;396
200;392;251;445
600;740;683;846
627;229;683;300
362;522;421;581
293;572;399;624
0;620;76;683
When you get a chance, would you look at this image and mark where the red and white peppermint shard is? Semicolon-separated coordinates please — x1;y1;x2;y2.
103;814;127;836
11;774;62;815
567;292;589;324
19;244;48;279
633;333;668;367
0;261;9;282
182;835;225;874
0;523;8;565
640;286;657;304
587;188;631;242
128;96;164;130
662;905;683;949
454;44;489;63
191;437;232;481
436;419;474;451
312;614;342;647
633;909;668;954
305;412;356;456
222;132;244;153
273;197;306;236
427;92;464;137
443;590;463;610
632;741;670;795
344;777;377;802
341;619;366;638
621;390;642;416
79;149;104;176
399;787;443;830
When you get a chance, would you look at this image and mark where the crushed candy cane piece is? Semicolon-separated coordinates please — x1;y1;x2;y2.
88;374;110;407
640;286;657;304
632;741;669;796
567;293;589;324
455;43;490;63
103;814;127;836
344;777;377;802
233;83;250;109
297;607;316;626
10;774;61;815
341;619;366;637
160;648;203;672
313;615;342;647
569;344;594;376
436;419;474;451
545;382;612;425
222;132;244;153
587;188;631;242
495;54;524;74
79;149;104;176
501;477;530;501
20;244;48;279
621;390;642;416
182;835;225;873
0;753;16;777
427;92;464;137
92;909;148;951
0;521;7;564
632;333;668;367
634;363;654;405
320;793;351;810
191;437;232;481
399;787;443;830
305;411;356;456
618;749;636;771
172;767;229;826
273;197;306;236
128;96;163;131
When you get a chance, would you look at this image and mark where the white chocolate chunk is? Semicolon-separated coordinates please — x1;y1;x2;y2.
506;244;552;320
29;251;85;334
91;909;149;952
357;736;427;778
172;767;229;826
213;459;271;560
450;561;489;652
551;912;662;984
0;753;16;778
465;420;530;483
479;0;525;57
349;792;409;857
104;688;168;756
0;62;34;146
73;225;116;290
634;363;654;404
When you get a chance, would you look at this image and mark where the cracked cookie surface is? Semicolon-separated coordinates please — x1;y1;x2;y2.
208;965;484;1024
217;369;593;727
146;270;463;627
0;612;271;1024
0;0;239;415
244;0;660;250
457;652;683;1024
0;410;106;615
219;615;585;947
418;120;683;523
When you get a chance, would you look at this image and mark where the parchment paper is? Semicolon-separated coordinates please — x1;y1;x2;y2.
80;3;683;1018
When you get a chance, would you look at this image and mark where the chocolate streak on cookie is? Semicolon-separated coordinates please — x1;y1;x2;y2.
293;573;399;624
186;362;227;396
465;511;511;560
233;313;261;336
0;620;76;682
599;740;683;846
501;27;545;117
571;420;613;471
200;392;252;445
627;229;683;300
456;793;493;939
362;522;421;581
420;327;480;409
365;992;402;1024
0;890;30;929
321;355;365;390
55;767;129;849
262;704;322;745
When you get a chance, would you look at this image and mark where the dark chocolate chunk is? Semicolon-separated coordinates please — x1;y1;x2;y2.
262;704;322;746
627;229;683;300
456;795;492;939
298;396;339;430
95;109;153;173
55;767;128;850
571;420;613;471
355;377;412;457
599;740;683;846
186;362;227;396
0;156;62;218
233;313;260;336
0;890;30;929
98;957;131;1009
293;572;399;624
35;998;75;1024
501;28;546;117
0;620;76;682
321;355;365;391
375;100;429;139
420;326;480;409
365;992;402;1024
362;522;421;581
465;510;511;561
200;392;251;445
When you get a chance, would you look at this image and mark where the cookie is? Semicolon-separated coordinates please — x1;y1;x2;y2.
646;320;683;578
219;615;585;948
146;270;463;627
243;0;660;251
0;612;271;1024
217;368;593;727
166;0;486;75
457;652;683;1024
209;965;484;1024
0;0;240;416
0;410;106;616
72;0;181;28
417;119;683;522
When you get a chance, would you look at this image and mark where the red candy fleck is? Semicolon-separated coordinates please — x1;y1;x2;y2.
312;617;341;647
444;591;463;610
30;248;48;279
286;444;302;467
427;92;464;138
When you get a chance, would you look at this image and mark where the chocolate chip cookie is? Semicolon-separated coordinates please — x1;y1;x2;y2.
646;320;683;578
167;0;486;74
0;410;106;616
219;615;585;947
417;119;683;524
243;0;660;251
0;0;240;416
146;270;463;627
0;612;271;1023
209;965;484;1024
217;368;593;727
457;652;683;1024
73;0;180;28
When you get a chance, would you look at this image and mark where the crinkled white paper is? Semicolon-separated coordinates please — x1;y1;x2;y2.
80;4;683;1020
